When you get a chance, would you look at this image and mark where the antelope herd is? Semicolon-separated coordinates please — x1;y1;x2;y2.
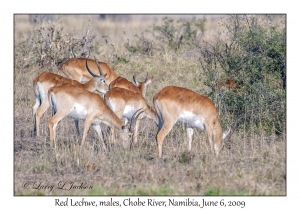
33;56;238;158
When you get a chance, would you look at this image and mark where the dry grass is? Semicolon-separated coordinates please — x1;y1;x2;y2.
14;14;286;196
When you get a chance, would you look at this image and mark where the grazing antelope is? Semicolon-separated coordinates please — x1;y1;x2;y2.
32;69;108;137
153;86;238;158
48;83;143;151
109;73;153;97
62;57;118;84
104;72;154;144
105;87;158;144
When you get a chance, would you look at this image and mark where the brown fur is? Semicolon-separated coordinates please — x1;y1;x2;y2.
62;58;118;84
109;77;141;95
109;74;153;97
32;72;108;136
105;73;153;144
215;79;242;90
153;86;228;158
105;87;157;144
48;84;133;151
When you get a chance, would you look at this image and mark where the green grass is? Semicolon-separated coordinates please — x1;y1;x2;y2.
204;187;250;196
17;191;46;196
203;187;284;196
88;186;177;196
16;186;178;196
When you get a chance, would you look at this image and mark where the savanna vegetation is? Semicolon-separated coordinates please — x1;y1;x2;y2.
14;14;286;195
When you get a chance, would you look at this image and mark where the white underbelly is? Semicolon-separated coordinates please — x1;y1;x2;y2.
68;103;88;120
177;111;205;130
122;105;136;119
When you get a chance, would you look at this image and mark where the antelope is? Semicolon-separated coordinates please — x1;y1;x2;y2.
48;83;143;151
214;79;242;90
80;54;154;96
32;63;108;137
94;67;153;145
109;73;153;97
62;57;118;84
104;72;154;144
153;86;238;158
105;87;158;145
82;56;153;97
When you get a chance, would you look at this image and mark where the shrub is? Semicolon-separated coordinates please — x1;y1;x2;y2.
125;16;207;55
123;15;286;135
198;15;286;135
15;17;99;71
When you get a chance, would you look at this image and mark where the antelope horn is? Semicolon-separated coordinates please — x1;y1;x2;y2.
133;73;137;84
129;108;144;133
223;107;241;142
145;72;149;81
86;57;98;77
94;56;104;76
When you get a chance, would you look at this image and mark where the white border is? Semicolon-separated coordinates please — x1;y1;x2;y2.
4;0;297;209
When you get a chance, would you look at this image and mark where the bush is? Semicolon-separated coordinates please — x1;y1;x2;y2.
198;15;286;135
124;15;286;135
125;16;207;55
15;17;99;71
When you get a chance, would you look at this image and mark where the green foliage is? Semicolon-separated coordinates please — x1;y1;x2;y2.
14;18;99;71
125;32;155;56
199;15;286;135
154;17;181;51
125;16;207;55
112;54;130;65
154;17;207;51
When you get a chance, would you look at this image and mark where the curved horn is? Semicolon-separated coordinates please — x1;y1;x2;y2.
93;56;104;76
145;72;149;81
223;107;240;142
86;58;98;77
129;108;144;133
133;73;138;85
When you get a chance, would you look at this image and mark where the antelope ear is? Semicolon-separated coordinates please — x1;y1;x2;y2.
145;76;153;85
122;122;130;132
97;73;107;80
